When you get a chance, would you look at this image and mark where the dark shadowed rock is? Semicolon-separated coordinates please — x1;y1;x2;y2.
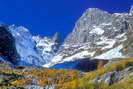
51;58;108;72
0;26;20;65
53;32;61;43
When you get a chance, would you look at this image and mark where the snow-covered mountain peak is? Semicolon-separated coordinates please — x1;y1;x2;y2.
7;25;60;66
33;36;58;52
32;35;60;63
8;25;44;66
9;25;32;39
44;6;133;67
86;8;109;14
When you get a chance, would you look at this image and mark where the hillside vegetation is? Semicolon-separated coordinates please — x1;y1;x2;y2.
0;58;133;89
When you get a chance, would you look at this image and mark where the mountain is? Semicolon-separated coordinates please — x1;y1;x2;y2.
0;26;19;65
0;25;60;66
44;6;133;67
32;33;60;64
0;6;133;69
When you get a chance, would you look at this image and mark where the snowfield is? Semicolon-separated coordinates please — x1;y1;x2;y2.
95;45;125;59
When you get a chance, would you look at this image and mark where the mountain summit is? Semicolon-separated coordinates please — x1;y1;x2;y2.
45;6;133;67
0;25;60;66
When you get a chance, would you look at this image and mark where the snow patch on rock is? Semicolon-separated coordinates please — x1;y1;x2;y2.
95;45;125;59
43;51;95;67
90;26;104;35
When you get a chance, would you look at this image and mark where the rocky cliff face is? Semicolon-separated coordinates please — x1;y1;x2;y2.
32;34;60;64
0;25;60;66
0;26;20;65
64;7;133;58
44;6;133;67
9;25;44;66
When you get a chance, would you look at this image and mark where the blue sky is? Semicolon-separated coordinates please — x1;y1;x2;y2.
0;0;132;40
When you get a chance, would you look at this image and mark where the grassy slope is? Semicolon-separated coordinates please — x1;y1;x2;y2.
0;58;133;89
